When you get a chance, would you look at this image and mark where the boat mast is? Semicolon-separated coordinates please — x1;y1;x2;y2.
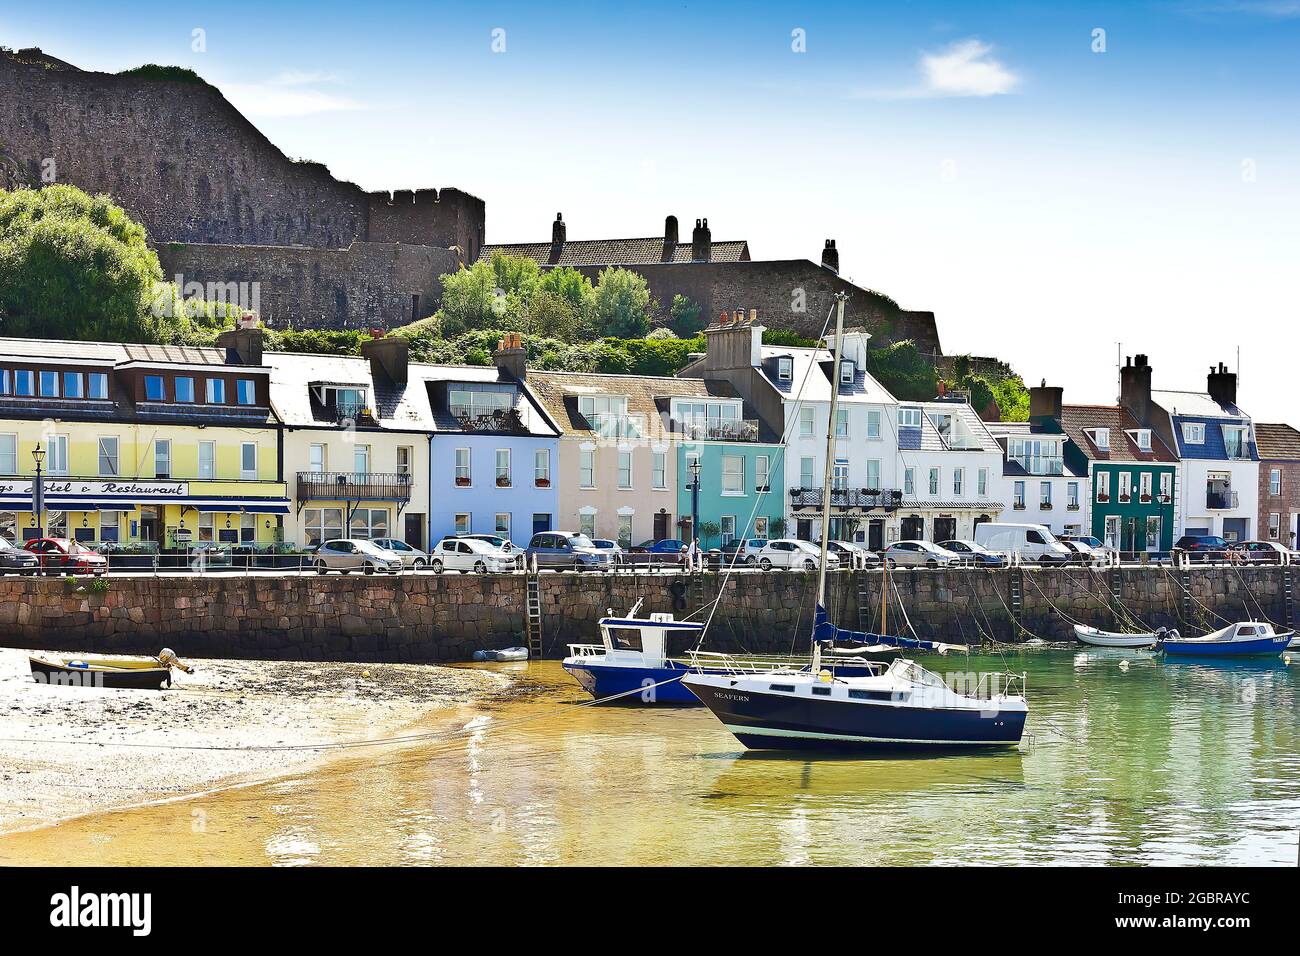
816;293;848;611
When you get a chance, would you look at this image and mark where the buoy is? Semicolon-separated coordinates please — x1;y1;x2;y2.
361;669;371;679
818;669;832;683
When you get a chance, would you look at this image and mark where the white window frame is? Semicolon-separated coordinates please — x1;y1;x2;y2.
904;467;915;497
953;468;964;497
237;379;257;405
651;451;667;490
47;434;69;476
199;441;216;480
1097;470;1111;501
496;448;512;488
0;433;16;475
866;409;881;440
1040;481;1052;507
866;459;881;491
1139;471;1153;501
800;457;815;490
776;357;793;383
978;468;989;497
155;439;171;479
898;407;922;428
454;513;472;535
1160;472;1172;500
175;376;194;403
240;442;257;481
97;436;119;477
455;448;472;486
206;378;225;404
1013;481;1026;509
397;446;412;478
579;448;595;489
928;467;940;497
617;513;633;549
720;515;737;546
799;406;815;438
756;454;770;492
495;512;511;537
721;454;744;496
835;408;848;438
617;450;633;490
1182;422;1205;445
535;448;551;487
1269;513;1281;540
1270;469;1281;496
1118;471;1132;502
1092;428;1110;450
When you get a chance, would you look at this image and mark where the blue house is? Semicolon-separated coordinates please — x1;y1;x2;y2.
422;337;562;546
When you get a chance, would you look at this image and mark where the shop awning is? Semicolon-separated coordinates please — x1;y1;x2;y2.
0;496;291;514
180;501;292;514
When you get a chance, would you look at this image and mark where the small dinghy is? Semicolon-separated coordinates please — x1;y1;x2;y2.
1160;622;1293;658
472;647;529;662
29;648;193;690
1073;625;1164;649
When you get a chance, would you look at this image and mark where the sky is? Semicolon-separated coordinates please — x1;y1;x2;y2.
4;1;1299;419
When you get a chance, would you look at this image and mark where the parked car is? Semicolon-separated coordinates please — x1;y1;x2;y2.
936;540;1006;567
1059;535;1118;563
826;540;882;568
719;537;770;566
1231;540;1295;564
753;539;840;571
313;539;403;575
883;540;960;568
974;522;1072;565
369;538;430;569
526;531;616;571
1172;534;1231;563
25;537;109;576
590;539;626;564
431;536;520;573
0;536;40;575
628;538;687;566
459;533;517;553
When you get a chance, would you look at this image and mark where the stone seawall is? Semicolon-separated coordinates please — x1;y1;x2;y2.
0;566;1292;662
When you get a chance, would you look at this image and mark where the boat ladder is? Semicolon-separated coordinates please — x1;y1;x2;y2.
1180;567;1194;625
525;575;543;659
1285;566;1296;625
1009;564;1024;631
857;569;873;632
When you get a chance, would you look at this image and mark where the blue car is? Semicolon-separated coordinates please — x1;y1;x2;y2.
937;540;1006;567
629;538;686;567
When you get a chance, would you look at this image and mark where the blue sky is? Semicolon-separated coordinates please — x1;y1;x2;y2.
4;1;1299;418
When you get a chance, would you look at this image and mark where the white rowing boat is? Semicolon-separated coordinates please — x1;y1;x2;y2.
1073;625;1161;649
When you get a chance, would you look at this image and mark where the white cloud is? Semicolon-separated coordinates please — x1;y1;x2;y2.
855;38;1020;100
220;70;361;117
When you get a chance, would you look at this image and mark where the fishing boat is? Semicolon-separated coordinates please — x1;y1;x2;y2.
1159;621;1293;658
1073;624;1167;649
28;648;193;690
682;294;1029;751
562;602;711;704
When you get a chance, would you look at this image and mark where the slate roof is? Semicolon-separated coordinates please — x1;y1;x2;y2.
1255;423;1300;461
421;366;560;437
1152;389;1248;420
265;352;434;431
1169;415;1259;461
756;345;897;405
478;237;750;267
1058;405;1178;464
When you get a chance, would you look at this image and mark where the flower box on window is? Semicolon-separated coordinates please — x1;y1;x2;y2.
1139;494;1152;503
1096;493;1110;503
1158;494;1171;503
1013;502;1026;510
534;477;551;488
1067;503;1081;511
455;476;471;487
496;475;511;488
1039;502;1052;510
755;485;770;494
1118;495;1131;503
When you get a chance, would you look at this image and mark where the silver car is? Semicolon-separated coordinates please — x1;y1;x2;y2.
883;540;960;568
370;538;430;569
0;535;40;575
313;539;404;575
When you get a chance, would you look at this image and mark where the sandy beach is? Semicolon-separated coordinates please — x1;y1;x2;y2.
0;646;515;834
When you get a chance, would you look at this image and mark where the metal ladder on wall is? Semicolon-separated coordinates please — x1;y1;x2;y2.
1285;566;1295;626
857;570;873;632
1180;565;1194;626
525;575;543;659
1009;564;1024;635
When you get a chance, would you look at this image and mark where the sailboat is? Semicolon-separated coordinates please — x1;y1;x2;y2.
682;294;1029;751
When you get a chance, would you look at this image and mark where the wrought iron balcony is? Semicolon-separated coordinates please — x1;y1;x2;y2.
1011;456;1064;476
451;406;527;434
584;413;646;440
323;401;375;426
297;471;413;502
788;487;903;511
671;417;760;442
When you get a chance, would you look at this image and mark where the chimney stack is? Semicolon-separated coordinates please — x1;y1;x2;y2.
1207;361;1237;408
664;215;678;245
691;218;712;261
551;212;566;245
493;332;528;381
360;334;409;386
216;324;264;367
821;239;839;273
1119;354;1153;425
1029;381;1064;422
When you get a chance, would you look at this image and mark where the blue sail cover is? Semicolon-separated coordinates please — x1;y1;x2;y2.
813;604;957;652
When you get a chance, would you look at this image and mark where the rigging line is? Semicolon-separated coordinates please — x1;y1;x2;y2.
1225;561;1280;626
695;299;840;649
1159;560;1232;627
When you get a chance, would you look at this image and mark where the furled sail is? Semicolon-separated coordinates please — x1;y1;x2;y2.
812;604;967;655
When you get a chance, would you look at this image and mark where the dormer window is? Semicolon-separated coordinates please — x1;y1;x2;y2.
1129;429;1152;451
317;385;366;418
839;359;854;385
144;375;165;401
898;407;922;428
88;373;109;400
777;357;793;383
1223;425;1249;460
1182;422;1205;444
1090;428;1110;450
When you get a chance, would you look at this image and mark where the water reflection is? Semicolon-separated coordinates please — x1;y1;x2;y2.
2;653;1297;866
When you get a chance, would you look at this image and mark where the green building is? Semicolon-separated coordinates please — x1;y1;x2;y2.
1059;405;1178;554
677;440;786;547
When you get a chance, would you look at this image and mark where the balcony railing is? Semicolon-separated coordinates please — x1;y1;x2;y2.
323;401;375;425
789;487;903;511
451;406;527;434
297;471;413;502
671;417;760;442
1011;457;1064;476
1207;490;1239;510
584;413;646;440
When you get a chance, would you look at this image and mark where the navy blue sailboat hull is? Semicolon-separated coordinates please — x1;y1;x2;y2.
686;682;1027;751
563;659;702;705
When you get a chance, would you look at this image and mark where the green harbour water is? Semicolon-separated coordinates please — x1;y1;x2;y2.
3;651;1298;866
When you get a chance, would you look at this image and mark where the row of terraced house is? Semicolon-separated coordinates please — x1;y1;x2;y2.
1;315;1297;555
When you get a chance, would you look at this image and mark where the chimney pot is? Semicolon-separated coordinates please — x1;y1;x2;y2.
691;217;712;261
492;331;528;381
821;238;840;273
664;215;678;245
551;213;566;245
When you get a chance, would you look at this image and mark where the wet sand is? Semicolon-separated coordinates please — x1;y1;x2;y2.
0;647;515;834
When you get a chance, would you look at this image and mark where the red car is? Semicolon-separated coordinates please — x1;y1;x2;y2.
25;537;108;576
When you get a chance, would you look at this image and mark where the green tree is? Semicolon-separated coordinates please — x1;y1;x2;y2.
591;266;652;338
0;185;172;342
437;259;500;336
667;294;704;337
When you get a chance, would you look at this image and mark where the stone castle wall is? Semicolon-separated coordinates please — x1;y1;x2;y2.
0;566;1288;663
571;259;943;352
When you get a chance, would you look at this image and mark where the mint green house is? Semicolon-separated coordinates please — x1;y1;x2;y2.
677;440;786;547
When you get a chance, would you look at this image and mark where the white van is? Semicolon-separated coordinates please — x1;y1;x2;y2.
974;522;1072;565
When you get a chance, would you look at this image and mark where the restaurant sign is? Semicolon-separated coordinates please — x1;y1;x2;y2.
0;480;189;498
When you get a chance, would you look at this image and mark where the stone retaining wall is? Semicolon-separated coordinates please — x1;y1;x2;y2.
0;566;1291;662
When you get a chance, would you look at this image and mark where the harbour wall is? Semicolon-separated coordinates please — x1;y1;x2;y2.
0;566;1292;662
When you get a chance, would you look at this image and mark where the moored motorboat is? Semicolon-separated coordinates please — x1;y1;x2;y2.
28;648;193;690
1073;624;1164;649
1159;621;1292;658
562;602;711;705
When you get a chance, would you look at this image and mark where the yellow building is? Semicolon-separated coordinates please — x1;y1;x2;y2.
0;330;288;549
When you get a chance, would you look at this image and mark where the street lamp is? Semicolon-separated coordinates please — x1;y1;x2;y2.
31;443;46;540
689;457;702;562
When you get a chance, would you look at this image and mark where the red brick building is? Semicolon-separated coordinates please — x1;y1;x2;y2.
1255;423;1300;547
